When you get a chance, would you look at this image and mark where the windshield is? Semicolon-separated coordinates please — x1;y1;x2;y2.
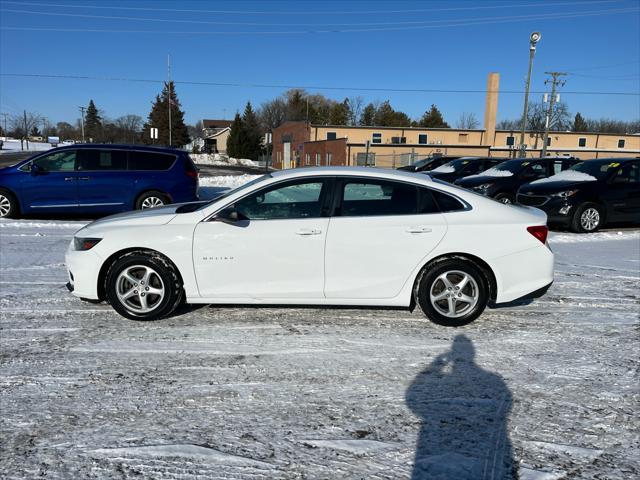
411;158;432;168
193;174;270;211
568;160;621;181
490;159;532;174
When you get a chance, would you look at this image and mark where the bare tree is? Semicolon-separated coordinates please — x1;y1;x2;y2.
346;96;364;126
10;111;42;150
456;112;480;129
115;114;143;143
258;97;287;131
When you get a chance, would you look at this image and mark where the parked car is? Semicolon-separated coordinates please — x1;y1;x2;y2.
424;157;506;183
0;144;199;218
455;157;581;204
65;167;553;326
517;158;640;232
397;155;463;172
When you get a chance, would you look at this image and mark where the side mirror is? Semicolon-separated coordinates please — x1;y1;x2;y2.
214;207;248;225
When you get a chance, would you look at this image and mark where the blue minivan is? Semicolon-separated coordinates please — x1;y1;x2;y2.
0;144;199;218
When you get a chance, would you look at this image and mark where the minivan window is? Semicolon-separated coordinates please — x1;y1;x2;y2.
341;179;417;216
77;149;127;170
128;151;176;170
32;150;76;172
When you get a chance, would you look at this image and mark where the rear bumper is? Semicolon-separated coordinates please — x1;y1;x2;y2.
490;245;554;303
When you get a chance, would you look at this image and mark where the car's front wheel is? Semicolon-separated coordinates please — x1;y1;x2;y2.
494;193;515;205
0;188;19;218
105;251;183;320
571;202;603;233
415;258;489;327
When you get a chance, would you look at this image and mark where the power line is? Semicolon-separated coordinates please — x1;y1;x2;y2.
0;0;623;16
1;72;638;96
1;7;637;34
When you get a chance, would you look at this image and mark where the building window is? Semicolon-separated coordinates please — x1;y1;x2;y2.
326;152;332;166
326;131;337;140
506;136;515;146
305;153;310;165
578;137;586;147
391;136;406;144
546;137;552;146
458;133;469;143
418;134;428;144
315;153;321;166
618;139;625;148
372;133;382;144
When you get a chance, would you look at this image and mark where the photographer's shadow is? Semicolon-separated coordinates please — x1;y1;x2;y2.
406;335;515;479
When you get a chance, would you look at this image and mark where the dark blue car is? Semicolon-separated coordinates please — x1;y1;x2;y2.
0;144;199;218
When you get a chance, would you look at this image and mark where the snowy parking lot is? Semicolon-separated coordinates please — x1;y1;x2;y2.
0;216;638;478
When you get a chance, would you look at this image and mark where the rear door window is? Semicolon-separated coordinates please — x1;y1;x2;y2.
128;151;176;170
340;179;418;216
77;150;127;170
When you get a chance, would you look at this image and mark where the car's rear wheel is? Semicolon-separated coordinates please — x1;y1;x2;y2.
0;188;19;218
105;251;183;320
571;202;603;233
136;191;169;210
415;258;489;327
495;193;515;205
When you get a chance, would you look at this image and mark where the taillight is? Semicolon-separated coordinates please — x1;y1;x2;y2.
527;225;548;244
185;160;199;180
185;169;198;179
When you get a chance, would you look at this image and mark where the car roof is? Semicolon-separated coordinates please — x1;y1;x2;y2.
271;166;433;182
46;144;183;154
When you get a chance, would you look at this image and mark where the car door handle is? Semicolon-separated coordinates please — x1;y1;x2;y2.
295;228;322;236
64;177;75;181
78;177;90;181
406;226;433;234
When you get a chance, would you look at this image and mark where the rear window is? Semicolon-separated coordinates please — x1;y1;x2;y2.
128;151;176;170
77;150;127;170
431;189;466;212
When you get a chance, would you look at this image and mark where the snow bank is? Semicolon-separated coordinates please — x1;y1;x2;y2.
430;164;455;174
0;138;53;154
191;153;259;167
549;230;640;244
199;174;261;189
0;220;88;229
464;167;514;180
531;170;597;184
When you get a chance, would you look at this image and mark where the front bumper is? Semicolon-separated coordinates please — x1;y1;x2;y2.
65;243;103;300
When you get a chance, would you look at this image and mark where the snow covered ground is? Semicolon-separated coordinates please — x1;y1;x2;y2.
0;138;53;155
191;153;260;168
0;219;638;479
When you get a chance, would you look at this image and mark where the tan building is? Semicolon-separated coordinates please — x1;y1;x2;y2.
202;119;232;154
271;73;639;169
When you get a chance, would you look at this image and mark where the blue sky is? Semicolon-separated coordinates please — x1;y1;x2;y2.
1;0;639;127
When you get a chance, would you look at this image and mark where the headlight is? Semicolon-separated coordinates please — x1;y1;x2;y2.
74;237;102;251
550;189;579;198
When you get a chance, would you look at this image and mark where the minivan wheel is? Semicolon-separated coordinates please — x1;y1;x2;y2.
136;191;169;210
0;189;19;218
571;202;602;233
495;193;515;205
105;251;183;320
416;258;489;327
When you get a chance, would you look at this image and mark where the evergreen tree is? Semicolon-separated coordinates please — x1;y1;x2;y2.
360;103;377;126
142;81;190;147
329;100;350;125
85;99;102;142
572;112;588;132
418;104;450;128
226;113;243;158
240;102;263;160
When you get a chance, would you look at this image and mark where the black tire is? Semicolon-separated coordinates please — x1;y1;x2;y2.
570;202;603;233
105;251;183;321
415;258;489;327
135;191;170;210
494;193;515;205
0;188;20;218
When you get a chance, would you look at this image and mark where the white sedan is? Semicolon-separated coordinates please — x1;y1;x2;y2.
65;167;554;327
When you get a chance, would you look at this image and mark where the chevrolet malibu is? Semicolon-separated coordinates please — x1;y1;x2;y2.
65;167;554;327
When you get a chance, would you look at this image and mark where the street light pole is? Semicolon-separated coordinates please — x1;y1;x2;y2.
78;106;86;142
518;31;541;158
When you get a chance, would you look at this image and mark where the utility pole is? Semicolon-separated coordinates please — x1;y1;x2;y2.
78;106;86;142
23;110;29;151
1;112;8;140
541;71;566;158
167;54;172;147
518;32;541;158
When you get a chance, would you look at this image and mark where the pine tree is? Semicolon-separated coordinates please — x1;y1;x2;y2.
418;104;450;128
572;112;588;132
360;103;377;126
142;81;190;147
226;113;243;158
85;99;102;142
329;100;350;125
240;102;263;160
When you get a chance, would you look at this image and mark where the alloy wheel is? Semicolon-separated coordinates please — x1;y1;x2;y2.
429;270;479;318
580;207;600;231
0;194;10;217
499;196;512;204
115;265;165;313
141;196;165;209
